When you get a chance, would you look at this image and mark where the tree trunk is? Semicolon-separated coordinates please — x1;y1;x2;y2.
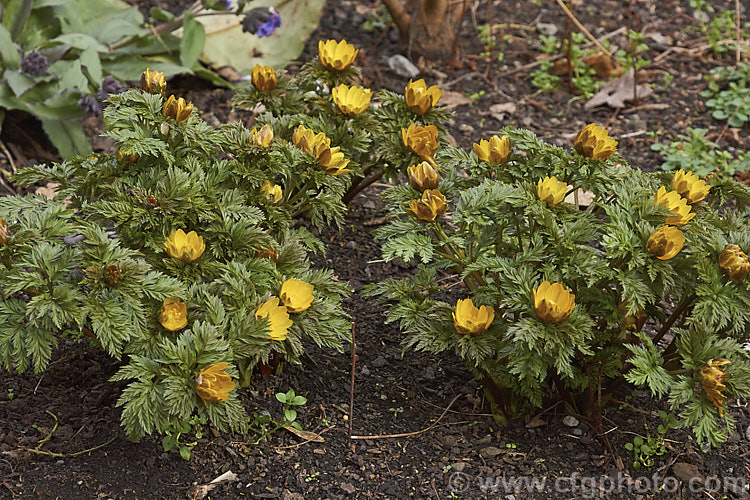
383;0;469;61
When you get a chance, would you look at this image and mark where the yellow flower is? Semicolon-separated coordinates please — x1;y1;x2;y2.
260;180;283;203
255;297;293;341
251;64;277;92
140;68;166;94
158;297;188;331
537;176;567;206
249;124;274;148
117;148;139;164
405;79;444;115
407;189;447;223
292;125;351;175
671;169;710;204
573;123;618;161
104;264;121;286
453;298;494;335
407;161;440;191
654;186;694;226
318;39;359;71
473;135;511;165
646;225;685;260
162;95;194;123
164;229;205;263
195;362;235;404
718;244;750;282
533;281;575;324
332;84;372;116
402;123;438;161
0;219;10;246
699;358;731;417
280;278;315;313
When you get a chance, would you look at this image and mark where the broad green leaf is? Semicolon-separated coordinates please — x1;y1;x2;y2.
51;32;106;51
4;69;36;96
0;24;21;69
194;0;325;71
40;117;91;158
1;0;32;41
101;55;191;82
150;7;175;22
32;0;72;6
57;60;89;91
179;11;205;69
55;0;143;45
79;45;102;82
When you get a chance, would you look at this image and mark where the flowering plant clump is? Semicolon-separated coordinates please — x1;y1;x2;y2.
366;123;750;446
6;68;352;442
231;38;451;206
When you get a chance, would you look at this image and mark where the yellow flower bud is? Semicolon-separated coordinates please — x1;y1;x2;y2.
164;229;205;263
251;64;277;92
318;39;359;71
162;95;194;123
473;135;511;165
646;225;685;260
104;264;121;286
255;297;293;341
654;186;694;226
537;176;567;206
671;169;710;204
195;362;235;404
332;84;372;116
699;358;731;417
280;278;315;313
453;298;494;335
158;297;188;331
402;123;438;161
405;79;444;115
407;161;440;191
533;280;575;324
0;219;10;246
260;180;283;203
407;189;447;223
573;123;617;161
718;244;750;282
140;68;166;94
249;124;274;148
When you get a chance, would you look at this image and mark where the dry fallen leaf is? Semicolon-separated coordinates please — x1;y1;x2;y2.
188;470;238;500
35;182;59;199
564;189;595;208
585;68;653;109
437;91;475;110
487;102;517;122
284;425;325;442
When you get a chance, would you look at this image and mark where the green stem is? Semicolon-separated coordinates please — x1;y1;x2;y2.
285;179;314;206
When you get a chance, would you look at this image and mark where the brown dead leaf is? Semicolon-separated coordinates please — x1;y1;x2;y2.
284;425;325;442
438;91;475;110
582;53;624;79
525;414;547;429
35;182;59;199
487;102;517;122
564;189;595;208
585;68;653;109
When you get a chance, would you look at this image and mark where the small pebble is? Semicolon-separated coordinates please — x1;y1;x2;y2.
562;415;579;427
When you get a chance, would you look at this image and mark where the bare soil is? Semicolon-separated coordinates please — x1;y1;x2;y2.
1;0;749;499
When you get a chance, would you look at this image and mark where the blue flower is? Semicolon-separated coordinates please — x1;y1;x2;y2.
241;7;281;37
257;9;281;37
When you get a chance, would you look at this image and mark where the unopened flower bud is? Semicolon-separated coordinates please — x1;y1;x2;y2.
718;244;750;282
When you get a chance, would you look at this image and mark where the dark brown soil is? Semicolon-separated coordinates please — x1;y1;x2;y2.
1;0;749;499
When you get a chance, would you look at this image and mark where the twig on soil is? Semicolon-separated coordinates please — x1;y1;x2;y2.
350;394;461;440
348;322;356;442
273;426;336;450
554;0;613;59
736;0;741;64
